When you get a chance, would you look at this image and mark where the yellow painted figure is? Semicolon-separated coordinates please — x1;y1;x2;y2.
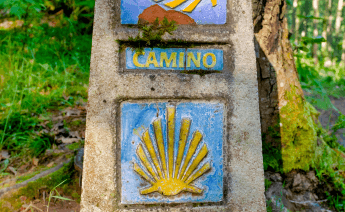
132;51;217;68
133;106;211;196
164;0;217;12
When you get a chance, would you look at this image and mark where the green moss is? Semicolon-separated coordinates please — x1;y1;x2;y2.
0;193;25;211
71;191;81;202
280;85;319;173
20;161;74;198
16;172;39;184
69;119;83;127
0;183;10;189
0;160;76;211
66;142;81;150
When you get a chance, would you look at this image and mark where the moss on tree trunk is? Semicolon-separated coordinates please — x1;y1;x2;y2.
252;0;318;172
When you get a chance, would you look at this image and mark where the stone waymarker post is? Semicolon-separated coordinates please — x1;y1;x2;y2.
81;0;266;211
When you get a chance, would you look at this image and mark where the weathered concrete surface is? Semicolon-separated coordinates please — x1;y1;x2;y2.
81;0;265;211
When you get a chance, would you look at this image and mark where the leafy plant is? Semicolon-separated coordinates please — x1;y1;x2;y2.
46;179;73;212
0;4;91;157
265;179;272;191
333;114;345;133
262;141;283;173
0;0;45;19
127;17;177;52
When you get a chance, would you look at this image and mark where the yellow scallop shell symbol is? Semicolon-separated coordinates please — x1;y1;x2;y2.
133;106;211;196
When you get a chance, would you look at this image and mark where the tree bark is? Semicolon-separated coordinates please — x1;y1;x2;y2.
322;0;332;50
292;0;299;43
252;0;318;172
335;0;344;34
313;0;319;64
342;31;345;63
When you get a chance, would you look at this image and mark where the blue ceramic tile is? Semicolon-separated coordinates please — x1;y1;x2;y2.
121;102;224;204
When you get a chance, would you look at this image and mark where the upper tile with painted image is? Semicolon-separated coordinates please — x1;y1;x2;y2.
121;0;227;25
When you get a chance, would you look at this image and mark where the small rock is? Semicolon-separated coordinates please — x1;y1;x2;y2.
292;173;312;192
265;182;296;211
307;171;318;183
270;173;282;182
69;131;80;139
264;171;282;182
63;108;81;117
292;173;302;188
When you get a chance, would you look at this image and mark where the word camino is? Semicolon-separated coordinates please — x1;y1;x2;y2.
126;48;223;71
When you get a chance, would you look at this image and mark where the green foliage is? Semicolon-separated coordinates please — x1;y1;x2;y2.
265;179;272;191
0;0;45;19
312;140;345;210
333;114;345;133
294;52;345;210
287;0;345;62
297;15;325;20
47;179;73;211
296;52;345;110
300;36;327;45
262;141;283;173
30;134;54;157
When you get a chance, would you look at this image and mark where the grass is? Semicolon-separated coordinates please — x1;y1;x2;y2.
0;21;91;157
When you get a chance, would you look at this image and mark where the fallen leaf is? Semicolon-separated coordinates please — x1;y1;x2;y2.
19;196;27;202
69;131;80;139
8;166;17;175
63;93;70;101
47;162;55;167
0;150;10;160
32;157;39;166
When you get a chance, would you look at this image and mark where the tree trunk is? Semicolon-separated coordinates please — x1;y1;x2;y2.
335;0;344;34
322;0;332;50
313;0;319;64
292;0;299;43
327;16;334;62
342;31;345;63
252;0;318;172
